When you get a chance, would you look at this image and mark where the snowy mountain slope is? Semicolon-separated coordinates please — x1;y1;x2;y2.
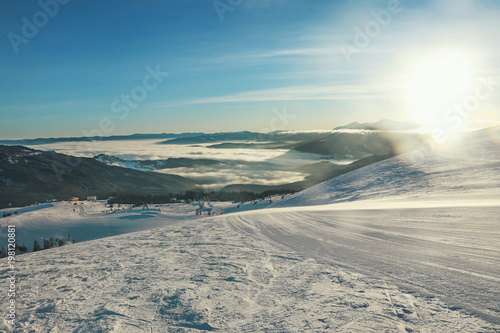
223;204;500;327
216;126;500;326
2;214;498;332
271;126;500;208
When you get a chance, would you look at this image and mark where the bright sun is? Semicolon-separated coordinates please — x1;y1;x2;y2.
406;51;475;126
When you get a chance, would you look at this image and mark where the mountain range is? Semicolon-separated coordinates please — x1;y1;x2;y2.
0;132;204;146
0;120;431;208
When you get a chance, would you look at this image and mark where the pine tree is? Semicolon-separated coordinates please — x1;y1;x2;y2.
33;239;41;252
18;243;28;254
43;238;50;250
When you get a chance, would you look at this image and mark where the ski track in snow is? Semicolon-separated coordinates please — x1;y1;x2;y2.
2;211;499;332
224;205;500;327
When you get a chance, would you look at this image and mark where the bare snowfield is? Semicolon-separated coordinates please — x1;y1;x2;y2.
1;202;499;332
1;128;500;332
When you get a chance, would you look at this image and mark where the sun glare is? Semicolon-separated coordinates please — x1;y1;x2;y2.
406;51;475;126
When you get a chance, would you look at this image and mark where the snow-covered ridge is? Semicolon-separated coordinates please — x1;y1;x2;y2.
271;126;500;208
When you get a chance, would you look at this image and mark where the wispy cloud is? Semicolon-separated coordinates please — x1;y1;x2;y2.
205;47;344;66
241;0;292;8
237;47;342;59
174;82;398;106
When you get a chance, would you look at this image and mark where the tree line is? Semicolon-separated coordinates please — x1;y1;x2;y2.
108;189;296;205
0;234;76;258
1;188;297;210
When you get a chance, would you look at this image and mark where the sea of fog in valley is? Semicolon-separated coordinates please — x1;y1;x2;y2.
26;139;354;188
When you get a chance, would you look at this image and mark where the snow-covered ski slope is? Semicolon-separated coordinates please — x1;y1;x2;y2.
227;127;500;319
1;127;499;332
222;127;500;326
270;126;500;209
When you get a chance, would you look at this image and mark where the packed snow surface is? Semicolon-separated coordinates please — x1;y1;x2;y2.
0;201;231;252
1;128;499;332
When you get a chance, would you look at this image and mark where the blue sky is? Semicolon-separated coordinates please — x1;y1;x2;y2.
1;0;500;139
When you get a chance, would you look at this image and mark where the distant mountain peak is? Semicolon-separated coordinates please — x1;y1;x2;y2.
334;119;420;131
334;121;360;130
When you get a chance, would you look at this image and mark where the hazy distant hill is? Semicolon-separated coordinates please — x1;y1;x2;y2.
291;120;424;159
158;131;328;145
157;122;424;159
294;131;425;159
93;154;225;171
221;154;393;194
0;132;204;146
0;145;196;208
158;131;262;145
